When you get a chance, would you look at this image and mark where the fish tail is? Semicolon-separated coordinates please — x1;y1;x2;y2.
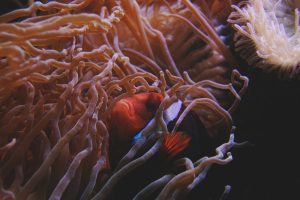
161;132;191;158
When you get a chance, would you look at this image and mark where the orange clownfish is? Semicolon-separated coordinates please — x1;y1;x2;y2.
109;92;163;144
108;92;191;167
109;92;163;167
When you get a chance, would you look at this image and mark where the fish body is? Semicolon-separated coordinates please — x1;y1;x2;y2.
109;92;163;167
108;92;191;168
107;94;217;200
109;92;163;144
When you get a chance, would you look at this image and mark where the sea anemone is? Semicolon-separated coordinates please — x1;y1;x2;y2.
228;0;300;78
0;0;248;199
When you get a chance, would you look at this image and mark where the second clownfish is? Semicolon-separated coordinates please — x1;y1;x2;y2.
108;92;191;168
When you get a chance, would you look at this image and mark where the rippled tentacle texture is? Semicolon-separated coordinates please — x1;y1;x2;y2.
0;0;248;199
228;0;300;79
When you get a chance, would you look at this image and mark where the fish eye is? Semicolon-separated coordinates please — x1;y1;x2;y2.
145;101;158;112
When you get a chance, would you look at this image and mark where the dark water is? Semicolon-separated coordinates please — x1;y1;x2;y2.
227;65;300;200
184;64;300;200
0;0;29;16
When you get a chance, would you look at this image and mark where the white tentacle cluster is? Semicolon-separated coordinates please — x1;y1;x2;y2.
229;0;300;78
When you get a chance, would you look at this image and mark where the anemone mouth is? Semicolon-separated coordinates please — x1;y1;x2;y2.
229;0;300;79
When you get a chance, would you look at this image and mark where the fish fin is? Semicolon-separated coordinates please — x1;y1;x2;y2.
131;131;142;145
161;132;191;157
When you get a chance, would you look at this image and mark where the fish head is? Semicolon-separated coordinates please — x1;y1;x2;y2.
109;92;163;144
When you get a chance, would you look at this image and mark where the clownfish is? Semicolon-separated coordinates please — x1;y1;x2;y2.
108;92;191;168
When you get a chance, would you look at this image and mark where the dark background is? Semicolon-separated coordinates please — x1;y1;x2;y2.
227;65;300;200
0;0;29;16
1;1;300;200
183;63;300;200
